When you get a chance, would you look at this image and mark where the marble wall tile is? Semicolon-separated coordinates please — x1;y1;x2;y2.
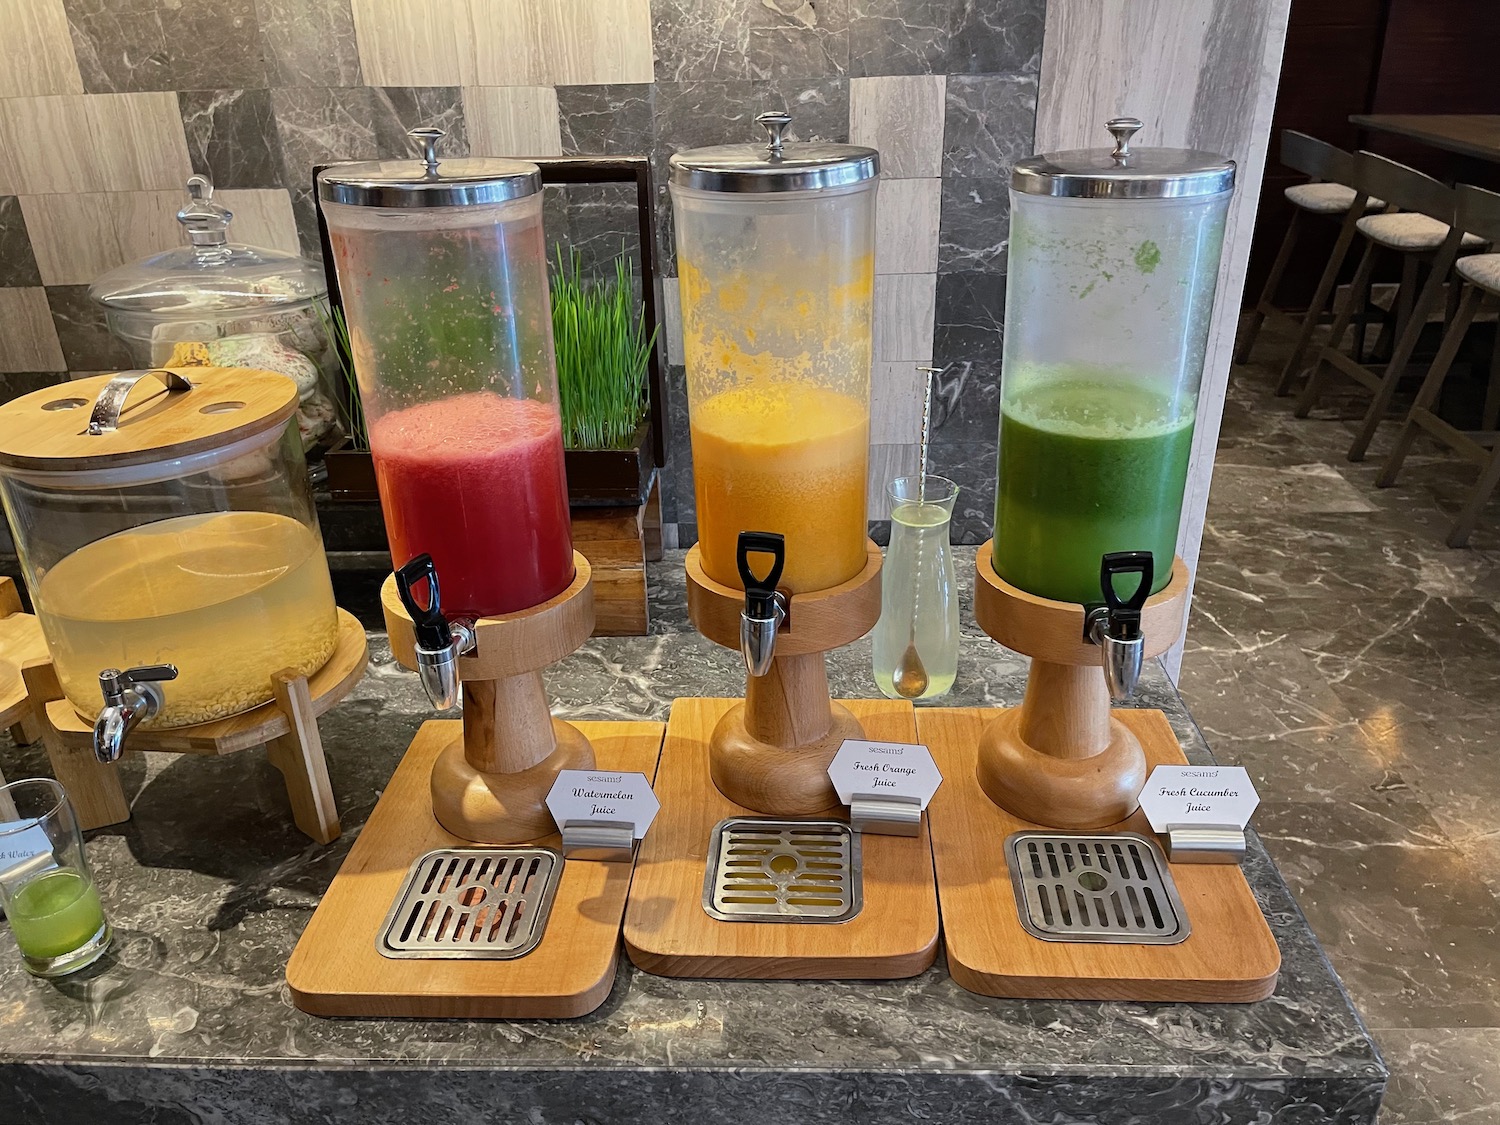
933;269;1002;365
558;85;655;156
652;0;849;82
350;0;470;86
45;284;132;370
871;359;925;443
868;441;918;517
371;86;467;157
0;372;69;403
663;362;694;528
938;174;1008;271
0;289;66;372
63;0;268;93
876;177;940;274
552;182;643;277
848;74;944;178
848;0;950;77
873;272;936;362
949;0;1045;76
660;275;683;364
926;438;994;542
929;356;998;443
0;198;44;288
270;85;379;255
1;0;84;98
256;0;363;87
179;89;284;189
942;73;1036;179
463;87;560;158
0;93;193;195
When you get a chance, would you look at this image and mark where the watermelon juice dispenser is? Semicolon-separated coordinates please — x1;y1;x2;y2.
319;129;595;844
974;118;1235;830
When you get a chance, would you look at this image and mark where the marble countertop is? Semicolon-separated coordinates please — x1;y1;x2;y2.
0;550;1385;1125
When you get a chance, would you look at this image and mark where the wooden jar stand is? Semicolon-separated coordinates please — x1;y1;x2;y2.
381;551;596;844
917;545;1280;1003
686;541;882;815
31;608;368;844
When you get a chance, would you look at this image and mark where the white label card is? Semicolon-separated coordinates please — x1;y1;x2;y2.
545;771;660;839
0;820;55;880
1137;766;1260;833
827;740;943;809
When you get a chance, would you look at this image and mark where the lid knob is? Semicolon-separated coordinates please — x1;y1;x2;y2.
1106;117;1145;163
409;127;445;176
756;110;793;159
177;174;233;256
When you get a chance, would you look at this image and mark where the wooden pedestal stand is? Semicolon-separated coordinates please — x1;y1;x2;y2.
918;546;1280;1003
0;577;47;753
380;551;596;844
31;609;368;844
623;541;939;980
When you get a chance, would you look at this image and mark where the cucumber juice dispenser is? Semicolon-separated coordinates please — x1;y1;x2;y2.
994;118;1234;605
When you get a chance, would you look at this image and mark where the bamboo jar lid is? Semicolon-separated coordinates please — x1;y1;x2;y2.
0;367;300;472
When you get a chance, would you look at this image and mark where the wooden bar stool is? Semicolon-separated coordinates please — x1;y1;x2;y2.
1377;184;1500;546
1293;154;1488;460
1239;132;1382;370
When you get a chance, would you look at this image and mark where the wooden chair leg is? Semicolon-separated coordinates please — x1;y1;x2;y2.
1449;441;1500;547
1278;204;1365;395
1296;241;1378;417
1237;209;1303;364
266;670;340;845
20;659;129;830
1483;313;1500;432
1378;285;1484;488
1349;249;1458;462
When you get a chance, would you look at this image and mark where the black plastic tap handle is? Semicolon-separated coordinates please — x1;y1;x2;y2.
736;531;786;619
394;553;454;652
1099;551;1153;641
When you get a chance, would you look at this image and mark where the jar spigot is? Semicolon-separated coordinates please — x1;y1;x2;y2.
1084;551;1153;702
736;531;789;678
94;664;178;764
394;553;475;711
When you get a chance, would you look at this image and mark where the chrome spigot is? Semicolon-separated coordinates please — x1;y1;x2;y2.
1084;551;1153;703
736;531;789;678
394;553;475;711
94;664;178;763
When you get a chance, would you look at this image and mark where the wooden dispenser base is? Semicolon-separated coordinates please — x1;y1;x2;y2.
33;608;368;843
686;541;883;815
381;552;596;844
287;718;665;1019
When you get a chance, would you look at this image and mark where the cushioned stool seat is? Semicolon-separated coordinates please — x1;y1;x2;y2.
1285;182;1383;214
1356;211;1488;252
1455;253;1500;296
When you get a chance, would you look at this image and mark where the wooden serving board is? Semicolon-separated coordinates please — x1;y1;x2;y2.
623;697;938;980
286;718;664;1019
919;707;1281;1003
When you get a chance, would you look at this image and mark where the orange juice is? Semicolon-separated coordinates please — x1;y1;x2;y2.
691;383;869;592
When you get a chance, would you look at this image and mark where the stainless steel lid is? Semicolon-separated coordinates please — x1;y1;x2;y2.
317;128;542;208
1013;118;1235;200
670;111;879;194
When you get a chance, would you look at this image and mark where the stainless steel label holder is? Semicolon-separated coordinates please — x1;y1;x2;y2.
848;792;923;836
1161;823;1247;864
560;819;637;863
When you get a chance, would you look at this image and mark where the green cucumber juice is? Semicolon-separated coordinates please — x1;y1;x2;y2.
993;375;1193;605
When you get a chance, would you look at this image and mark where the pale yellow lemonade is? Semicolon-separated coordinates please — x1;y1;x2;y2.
34;511;339;727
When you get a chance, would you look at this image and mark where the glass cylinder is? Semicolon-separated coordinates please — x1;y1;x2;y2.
873;475;959;701
0;777;111;977
993;119;1233;605
0;372;339;728
672;114;878;593
321;142;571;619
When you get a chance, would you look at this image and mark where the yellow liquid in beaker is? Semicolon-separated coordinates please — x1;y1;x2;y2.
691;383;870;593
35;512;339;727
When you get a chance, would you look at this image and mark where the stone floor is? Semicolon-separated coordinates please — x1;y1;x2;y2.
1176;316;1500;1124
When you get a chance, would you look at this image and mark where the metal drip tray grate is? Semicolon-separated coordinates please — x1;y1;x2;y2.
1005;832;1189;945
378;847;562;960
702;817;862;923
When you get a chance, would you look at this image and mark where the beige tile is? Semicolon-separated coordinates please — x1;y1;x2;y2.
0;94;192;195
873;273;936;363
0;0;83;98
875;178;940;275
660;275;683;365
464;87;563;158
22;189;299;287
850;75;946;179
870;360;927;443
0;289;65;373
352;0;474;85
506;0;654;85
867;443;919;519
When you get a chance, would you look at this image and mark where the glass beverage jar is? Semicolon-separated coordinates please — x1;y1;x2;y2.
0;368;340;728
319;130;572;619
672;112;878;593
994;118;1234;605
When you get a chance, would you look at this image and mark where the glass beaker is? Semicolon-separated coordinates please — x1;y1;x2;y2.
0;778;111;977
873;475;959;701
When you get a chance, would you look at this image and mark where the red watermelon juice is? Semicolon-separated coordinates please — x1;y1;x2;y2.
370;392;574;617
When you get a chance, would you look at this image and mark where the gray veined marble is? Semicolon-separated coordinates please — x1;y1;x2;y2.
254;0;363;87
949;0;1046;76
942;73;1038;179
43;285;133;372
652;0;850;83
933;269;1005;365
64;0;269;93
0;197;43;289
930;356;1000;443
939;173;1011;271
0;548;1384;1124
558;84;657;156
848;0;952;77
178;88;285;190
